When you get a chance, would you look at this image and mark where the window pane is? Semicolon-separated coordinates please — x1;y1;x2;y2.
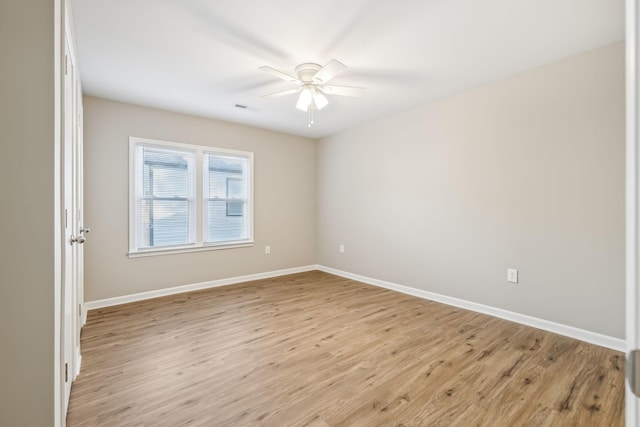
207;200;246;242
143;147;190;198
137;199;190;248
206;155;247;199
205;153;249;244
135;145;194;249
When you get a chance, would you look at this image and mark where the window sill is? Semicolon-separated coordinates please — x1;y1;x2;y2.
128;241;255;258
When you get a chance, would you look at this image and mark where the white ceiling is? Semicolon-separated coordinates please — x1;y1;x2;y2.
71;0;624;139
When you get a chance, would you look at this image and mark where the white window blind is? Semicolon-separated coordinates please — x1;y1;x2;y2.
129;137;253;256
134;145;195;249
204;153;250;243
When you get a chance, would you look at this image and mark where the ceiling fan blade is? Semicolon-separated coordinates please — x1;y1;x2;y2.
262;88;301;98
312;59;347;84
321;85;364;97
258;66;299;83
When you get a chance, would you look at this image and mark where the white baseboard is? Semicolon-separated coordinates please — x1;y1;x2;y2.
81;303;87;327
317;265;626;352
74;350;82;380
85;265;318;311
84;264;625;352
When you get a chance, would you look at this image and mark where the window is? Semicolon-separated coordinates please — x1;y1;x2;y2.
203;153;250;243
129;137;253;256
133;145;195;249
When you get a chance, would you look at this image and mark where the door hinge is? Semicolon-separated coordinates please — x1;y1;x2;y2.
64;362;68;383
629;349;640;397
79;304;82;317
65;55;68;76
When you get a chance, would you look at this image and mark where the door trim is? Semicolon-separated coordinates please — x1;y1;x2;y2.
626;0;640;425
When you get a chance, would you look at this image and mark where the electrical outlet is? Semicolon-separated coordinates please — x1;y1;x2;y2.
339;244;345;253
265;245;271;255
507;268;518;283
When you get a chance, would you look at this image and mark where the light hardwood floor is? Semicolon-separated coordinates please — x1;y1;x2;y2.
67;271;625;426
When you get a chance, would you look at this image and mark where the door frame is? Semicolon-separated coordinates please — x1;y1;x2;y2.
56;0;83;424
62;33;74;414
628;0;640;425
74;77;85;376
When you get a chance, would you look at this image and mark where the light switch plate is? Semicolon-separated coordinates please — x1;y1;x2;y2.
507;268;518;283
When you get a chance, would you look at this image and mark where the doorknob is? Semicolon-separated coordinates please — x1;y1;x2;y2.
70;235;86;245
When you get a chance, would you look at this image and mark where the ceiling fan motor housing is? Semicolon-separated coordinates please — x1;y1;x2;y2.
295;63;322;83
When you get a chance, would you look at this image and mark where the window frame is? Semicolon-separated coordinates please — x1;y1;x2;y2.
128;136;254;258
135;143;197;250
202;150;253;245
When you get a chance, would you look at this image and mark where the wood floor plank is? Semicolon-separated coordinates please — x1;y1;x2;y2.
67;271;625;426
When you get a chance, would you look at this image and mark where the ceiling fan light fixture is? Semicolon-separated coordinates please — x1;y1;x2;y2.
260;59;361;126
296;87;313;111
313;91;328;110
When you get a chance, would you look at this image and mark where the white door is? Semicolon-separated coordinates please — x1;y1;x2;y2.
62;38;75;414
74;75;86;374
627;1;640;426
62;27;86;418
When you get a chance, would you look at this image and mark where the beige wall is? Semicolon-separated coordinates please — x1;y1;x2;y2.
0;0;57;425
85;42;624;339
318;42;625;338
83;97;317;301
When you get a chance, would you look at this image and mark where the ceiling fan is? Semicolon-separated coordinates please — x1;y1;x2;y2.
259;59;364;127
